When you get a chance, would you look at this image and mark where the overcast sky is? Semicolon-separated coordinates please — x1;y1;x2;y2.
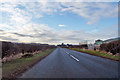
0;1;118;45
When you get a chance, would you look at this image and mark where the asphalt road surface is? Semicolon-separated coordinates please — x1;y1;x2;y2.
19;47;119;78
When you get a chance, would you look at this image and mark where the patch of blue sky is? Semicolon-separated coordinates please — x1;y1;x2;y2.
0;12;11;24
31;11;87;30
97;17;118;28
31;9;117;33
15;4;26;10
0;12;15;31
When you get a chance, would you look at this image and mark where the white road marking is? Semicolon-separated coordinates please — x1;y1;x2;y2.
66;52;69;54
64;50;79;62
70;55;79;62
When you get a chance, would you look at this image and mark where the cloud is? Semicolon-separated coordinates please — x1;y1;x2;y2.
1;2;117;25
12;33;34;37
98;24;118;39
58;24;65;27
60;2;118;24
0;36;18;41
0;23;117;44
1;0;119;2
0;2;118;44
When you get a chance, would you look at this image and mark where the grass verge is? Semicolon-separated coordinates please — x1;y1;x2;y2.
2;48;56;78
68;48;120;61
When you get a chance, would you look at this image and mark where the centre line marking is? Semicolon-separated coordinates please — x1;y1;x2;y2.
70;55;79;62
66;52;69;54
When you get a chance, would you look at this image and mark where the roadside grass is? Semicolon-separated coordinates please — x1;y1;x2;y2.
68;48;120;61
2;48;56;78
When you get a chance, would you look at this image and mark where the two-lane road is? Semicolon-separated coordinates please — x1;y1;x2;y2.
19;48;119;78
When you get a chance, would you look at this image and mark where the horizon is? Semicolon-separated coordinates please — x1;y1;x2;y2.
1;37;119;46
0;2;118;45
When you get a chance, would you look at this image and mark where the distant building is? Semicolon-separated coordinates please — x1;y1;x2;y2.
95;39;103;46
79;40;87;45
94;39;103;49
103;37;120;43
87;43;95;50
94;37;120;50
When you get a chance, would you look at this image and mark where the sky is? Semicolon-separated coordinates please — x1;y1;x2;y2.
0;1;119;45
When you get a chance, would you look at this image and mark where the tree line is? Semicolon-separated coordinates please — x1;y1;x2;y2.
2;41;56;58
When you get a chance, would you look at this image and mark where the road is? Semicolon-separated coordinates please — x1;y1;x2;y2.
19;47;119;78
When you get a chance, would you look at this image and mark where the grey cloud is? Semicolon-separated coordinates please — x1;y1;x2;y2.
12;33;34;37
12;32;54;39
0;36;18;41
0;30;4;32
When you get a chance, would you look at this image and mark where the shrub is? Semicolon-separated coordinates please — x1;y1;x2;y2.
2;41;56;58
100;40;120;55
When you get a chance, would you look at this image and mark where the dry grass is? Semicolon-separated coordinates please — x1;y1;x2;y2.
69;48;120;61
2;48;56;78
